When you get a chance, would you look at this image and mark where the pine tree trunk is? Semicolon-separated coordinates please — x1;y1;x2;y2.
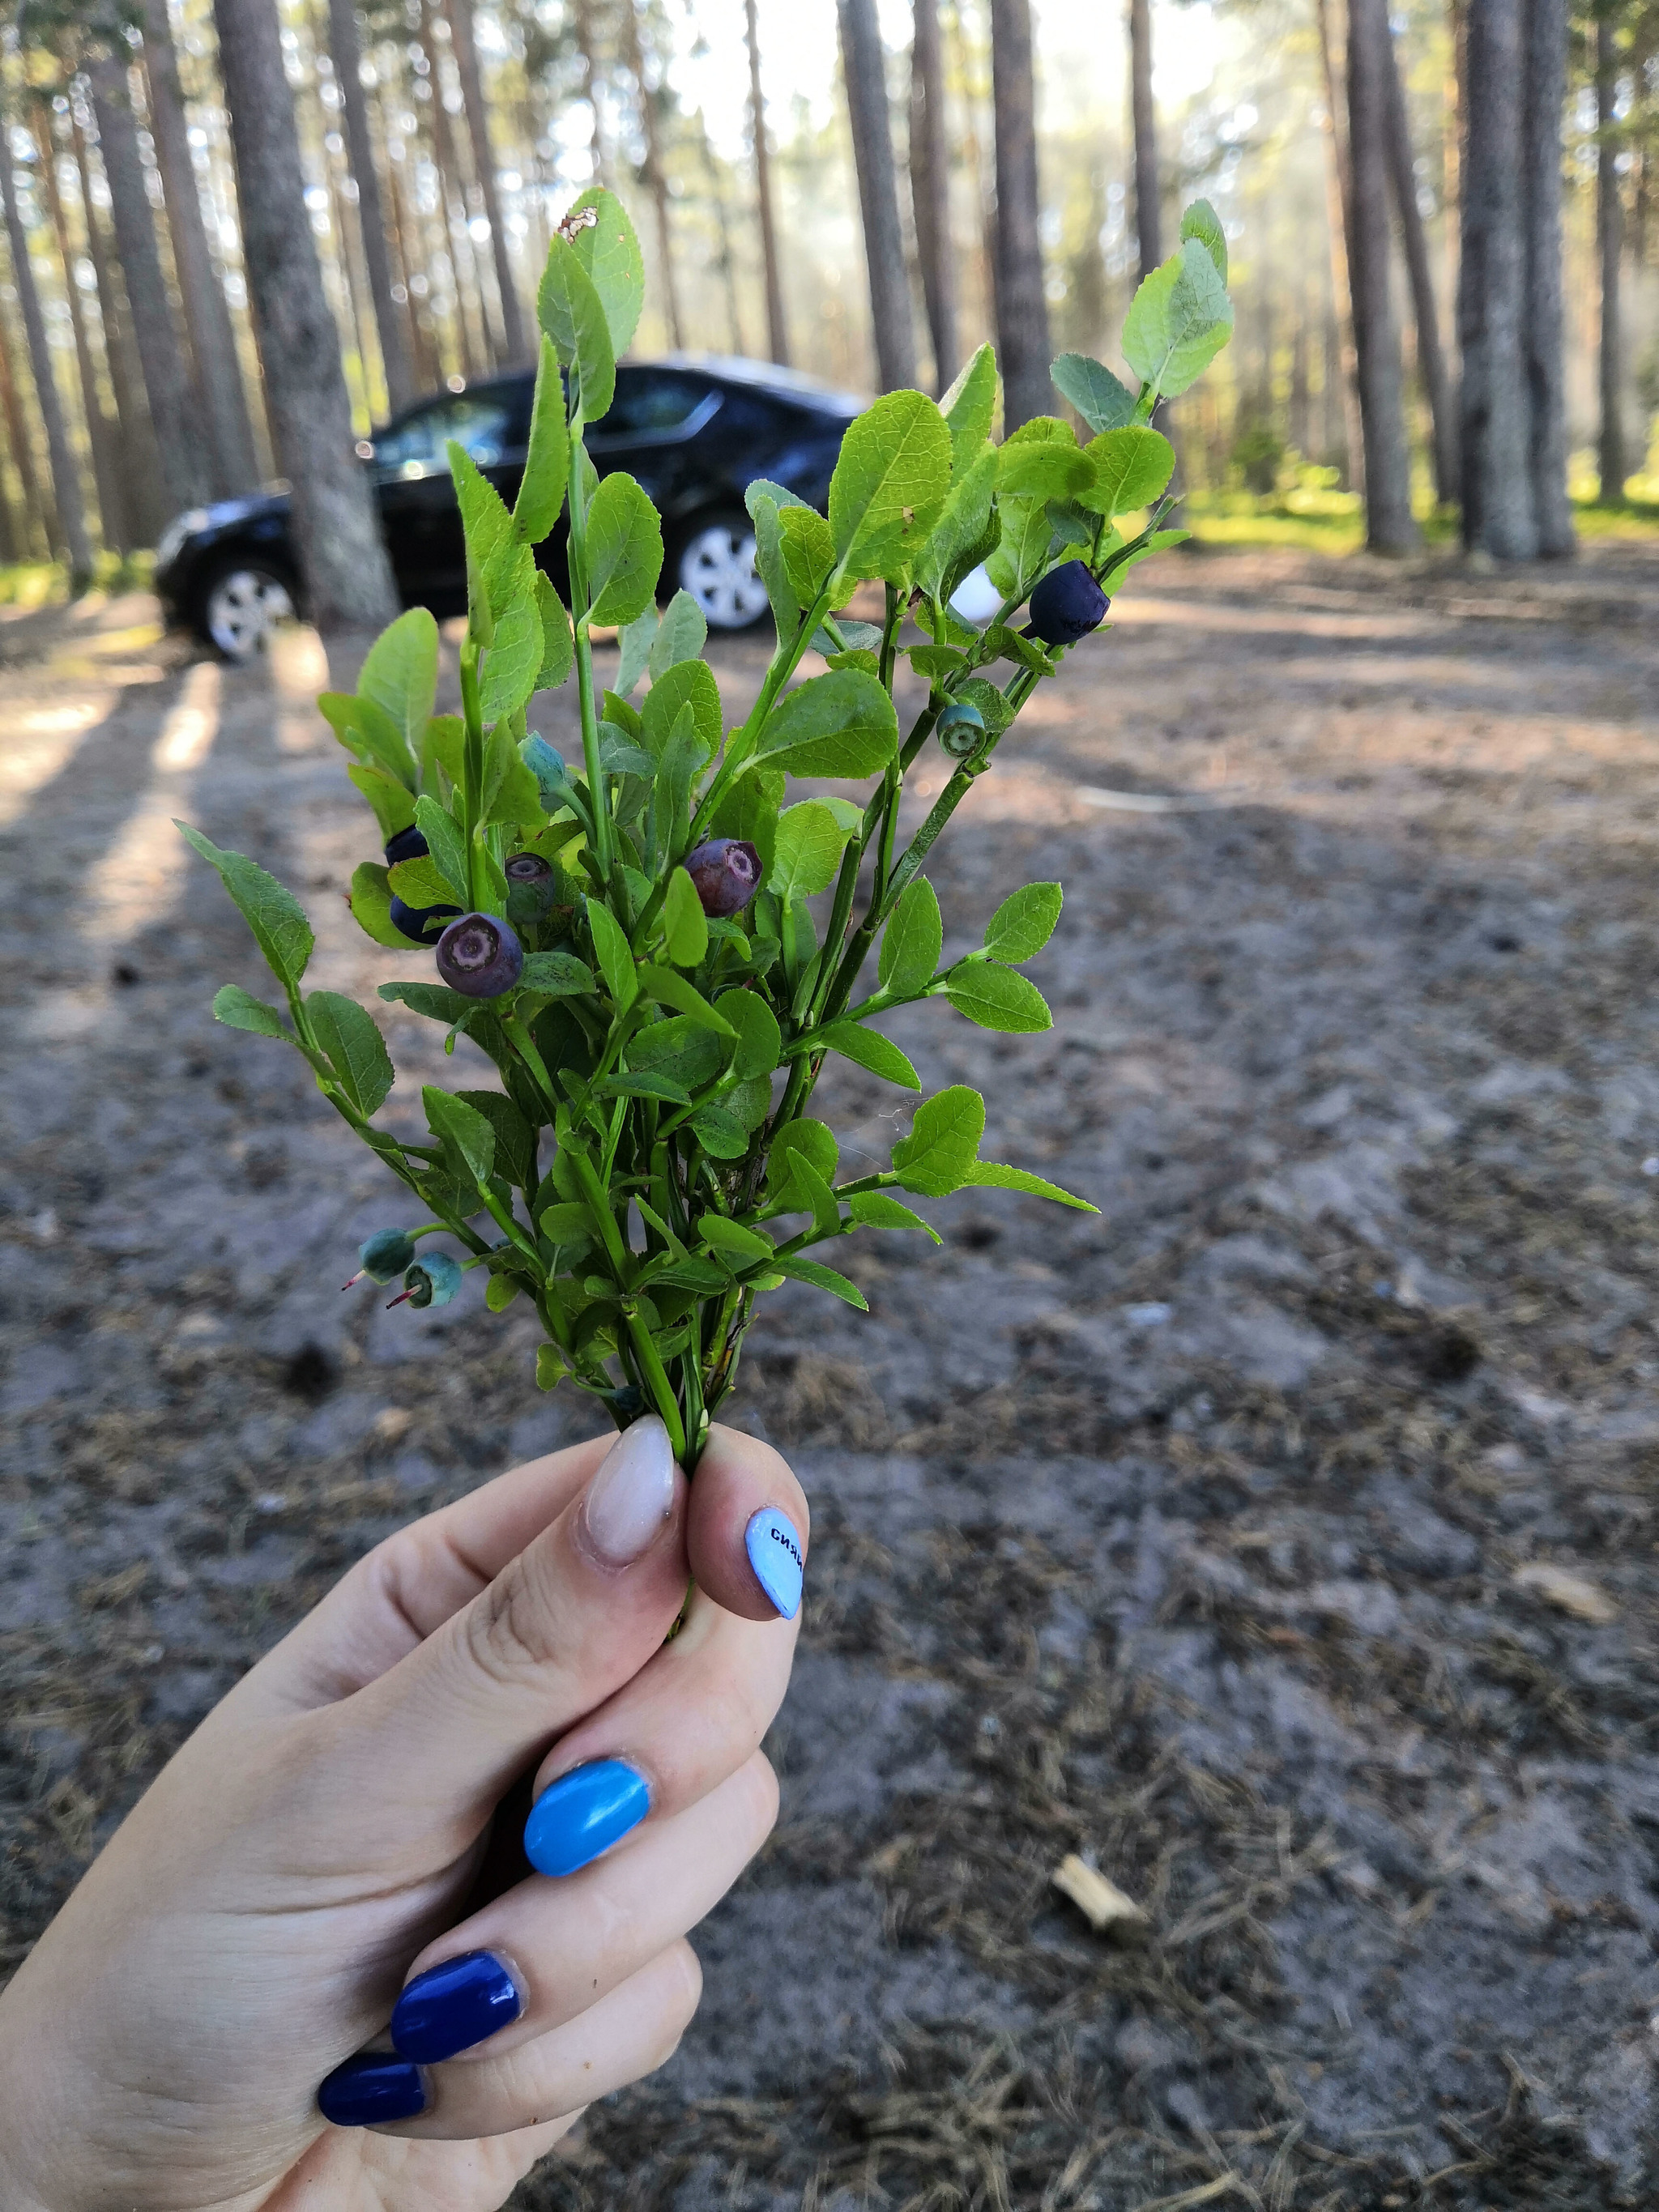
417;5;488;379
1315;0;1367;492
745;0;790;364
71;100;168;543
1523;0;1572;555
1347;0;1420;549
326;0;417;411
30;110;127;552
910;0;957;391
1379;6;1456;504
213;0;398;628
1128;0;1161;279
0;123;94;584
88;50;214;517
838;0;918;391
141;0;260;494
572;0;607;181
619;0;684;350
443;0;527;361
1596;15;1625;500
0;295;52;557
988;0;1051;429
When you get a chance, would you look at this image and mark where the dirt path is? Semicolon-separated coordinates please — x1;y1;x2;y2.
4;546;1659;2208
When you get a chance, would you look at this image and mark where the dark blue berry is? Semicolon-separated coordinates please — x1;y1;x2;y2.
684;838;761;919
435;912;525;998
1026;561;1108;647
385;824;429;867
389;894;462;945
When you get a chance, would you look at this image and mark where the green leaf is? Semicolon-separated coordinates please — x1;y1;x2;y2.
378;979;475;1023
779;503;838;603
1082;426;1175;518
177;823;313;990
304;991;394;1114
1179;197;1228;286
945;963;1052;1033
631;1014;725;1091
709;768;784;873
771;799;855;901
348;860;416;949
770;1254;868;1310
585;471;663;627
537;233;616;422
480;591;544;724
980;624;1057;675
649;709;699;873
698;1213;774;1262
649;588;707;679
422;713;466;793
966;1161;1098;1211
414;795;469;904
454;1088;535;1187
878;876;943;995
638;964;735;1034
753;668;898;778
829;389;953;582
767;1117;838;1199
1050;353;1137;434
565;185;646;358
642;656;721;762
847;1191;941;1242
387;854;460;909
424;1087;497;1183
518;950;596;995
615;605;657;697
485;1271;521;1311
915;445;997;601
940;341;1000;464
984;495;1051;603
535;1341;570;1389
744;486;796;637
447;443;516;606
318;691;417;790
996;437;1094;501
211;982;288;1038
585;896;638;1009
514;335;569;543
890;1083;985;1196
1122;237;1234;401
786;1152;842;1239
718;988;781;1080
661;867;710;967
814;1021;920;1089
532;572;574;690
358;608;439;761
345;762;418;842
983;881;1061;963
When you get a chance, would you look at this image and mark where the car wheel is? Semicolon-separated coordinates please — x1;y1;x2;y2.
673;514;771;631
198;561;296;660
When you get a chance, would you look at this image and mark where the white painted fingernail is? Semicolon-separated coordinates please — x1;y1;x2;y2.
581;1416;676;1566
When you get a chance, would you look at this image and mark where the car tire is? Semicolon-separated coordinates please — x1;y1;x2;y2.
194;557;299;661
670;512;772;632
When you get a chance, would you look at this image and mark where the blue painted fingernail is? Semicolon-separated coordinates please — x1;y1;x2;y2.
390;1949;523;2062
317;2052;426;2126
523;1758;650;1877
745;1506;804;1619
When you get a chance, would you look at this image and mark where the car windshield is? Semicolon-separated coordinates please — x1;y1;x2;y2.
596;369;712;437
374;394;518;471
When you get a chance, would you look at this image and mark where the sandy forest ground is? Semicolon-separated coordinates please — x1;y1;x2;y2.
4;543;1659;2210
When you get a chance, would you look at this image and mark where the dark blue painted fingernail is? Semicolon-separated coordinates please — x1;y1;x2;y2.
390;1949;523;2062
745;1507;804;1619
523;1758;649;1877
317;2052;426;2127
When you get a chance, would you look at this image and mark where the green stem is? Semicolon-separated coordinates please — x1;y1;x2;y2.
565;420;613;882
458;638;485;910
684;583;834;847
622;1302;688;1460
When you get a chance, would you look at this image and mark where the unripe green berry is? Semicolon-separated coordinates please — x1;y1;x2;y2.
936;700;987;759
360;1228;416;1282
396;1252;463;1309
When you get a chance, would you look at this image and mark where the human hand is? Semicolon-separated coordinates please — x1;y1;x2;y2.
0;1418;807;2212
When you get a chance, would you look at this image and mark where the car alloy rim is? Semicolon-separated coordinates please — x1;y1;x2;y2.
205;569;294;658
678;523;770;629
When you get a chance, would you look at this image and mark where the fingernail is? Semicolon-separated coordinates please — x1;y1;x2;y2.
523;1758;650;1877
581;1414;676;1566
745;1507;805;1619
317;2052;426;2127
390;1950;522;2063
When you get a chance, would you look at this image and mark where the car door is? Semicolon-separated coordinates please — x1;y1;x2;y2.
369;386;530;613
585;367;721;520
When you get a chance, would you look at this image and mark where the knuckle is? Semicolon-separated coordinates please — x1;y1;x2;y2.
461;1549;561;1687
731;1749;781;1844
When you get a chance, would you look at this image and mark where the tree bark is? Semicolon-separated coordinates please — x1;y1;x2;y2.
30;109;128;552
0;294;51;557
1347;0;1419;549
1128;0;1161;279
988;0;1051;430
1315;0;1366;492
618;0;684;350
416;4;488;379
1596;14;1625;500
87;50;214;517
326;0;416;411
745;0;789;364
70;98;169;543
910;0;957;391
443;0;527;362
1379;6;1456;504
838;0;918;392
140;0;260;494
0;120;94;584
571;0;607;181
1522;0;1572;554
213;0;398;628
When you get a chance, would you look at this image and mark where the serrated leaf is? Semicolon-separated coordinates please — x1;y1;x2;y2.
1082;426;1175;518
378;978;475;1023
662;867;710;966
984;495;1051;603
387;855;460;909
358;607;438;761
631;1013;725;1091
539;1198;595;1242
698;1213;774;1262
1051;353;1137;434
518;950;596;995
940;341;999;463
642;657;721;762
649;588;707;679
586;896;638;1008
616;605;657;697
422;713;466;792
447;443;516;613
565;185;646;357
719;989;782;1080
770;1254;868;1310
891;1083;985;1196
349;860;416;949
177;822;313;989
966;1161;1098;1211
814;1021;920;1089
1122;237;1234;401
413;795;469;905
829;389;953;582
346;762;417;841
535;1341;570;1389
915;445;997;601
996;438;1094;501
878;876;943;995
532;572;574;690
983;882;1061;963
454;1087;535;1187
211;982;289;1038
638;964;734;1034
318;691;417;790
753;668;898;778
772;799;855;901
848;1191;941;1242
538;233;615;421
424;1086;497;1183
596;1069;692;1104
708;769;784;873
779;503;837;603
485;1271;521;1311
304;991;394;1114
945;963;1052;1033
514;335;569;543
767;1117;838;1200
585;471;663;627
1179;198;1228;285
744;486;795;637
480;590;544;724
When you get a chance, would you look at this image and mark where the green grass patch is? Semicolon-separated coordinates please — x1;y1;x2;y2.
0;549;156;608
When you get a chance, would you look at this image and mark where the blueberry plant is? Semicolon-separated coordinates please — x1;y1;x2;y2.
184;190;1233;1465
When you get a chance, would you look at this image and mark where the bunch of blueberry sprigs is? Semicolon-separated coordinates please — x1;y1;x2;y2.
186;188;1232;1464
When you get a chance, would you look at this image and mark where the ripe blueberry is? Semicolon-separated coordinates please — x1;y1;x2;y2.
435;912;525;998
936;700;987;759
390;1251;463;1309
389;894;462;946
1026;560;1108;647
385;824;429;867
684;838;761;918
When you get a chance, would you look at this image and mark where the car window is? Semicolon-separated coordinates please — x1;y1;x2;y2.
375;394;519;471
599;369;714;438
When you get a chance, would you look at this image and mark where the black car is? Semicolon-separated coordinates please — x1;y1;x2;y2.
153;355;865;658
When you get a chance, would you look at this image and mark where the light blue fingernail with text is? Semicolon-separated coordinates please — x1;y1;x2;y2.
745;1507;804;1619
